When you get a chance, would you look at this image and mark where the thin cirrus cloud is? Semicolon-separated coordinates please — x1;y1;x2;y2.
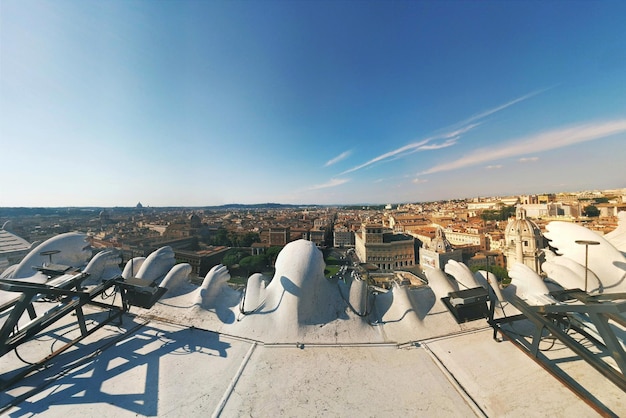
519;156;539;163
341;90;543;175
485;165;503;170
340;129;473;175
420;119;626;175
324;150;352;167
418;138;459;151
457;88;549;127
308;178;350;190
341;139;430;175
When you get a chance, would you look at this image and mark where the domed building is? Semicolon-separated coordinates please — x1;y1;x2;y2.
504;206;545;273
419;227;463;270
189;213;202;229
99;209;111;223
430;227;453;253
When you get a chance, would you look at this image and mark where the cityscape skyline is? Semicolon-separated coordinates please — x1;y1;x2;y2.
1;1;625;207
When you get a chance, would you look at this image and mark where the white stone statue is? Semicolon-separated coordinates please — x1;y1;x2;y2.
134;246;176;284
242;272;269;313
0;232;92;281
425;267;458;297
160;263;192;295
541;248;602;293
544;221;626;293
122;257;146;279
195;264;232;307
82;249;122;285
193;263;240;324
444;259;483;290
507;263;557;306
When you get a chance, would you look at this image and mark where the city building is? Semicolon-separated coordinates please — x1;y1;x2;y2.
386;213;430;234
174;246;230;277
260;227;291;246
597;203;626;218
302;229;325;246
466;250;506;269
520;202;580;219
443;229;488;250
354;223;415;272
333;224;354;248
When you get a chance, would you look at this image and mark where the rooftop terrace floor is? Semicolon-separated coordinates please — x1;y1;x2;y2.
2;301;623;417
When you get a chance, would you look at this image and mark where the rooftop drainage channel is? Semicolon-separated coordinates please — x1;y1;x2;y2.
211;342;257;418
421;342;487;418
263;341;400;348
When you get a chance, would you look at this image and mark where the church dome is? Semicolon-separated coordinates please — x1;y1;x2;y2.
505;206;542;241
504;206;545;273
189;213;201;228
99;210;110;221
430;228;452;253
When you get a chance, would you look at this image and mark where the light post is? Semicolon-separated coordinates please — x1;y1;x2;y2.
40;249;60;264
575;240;600;293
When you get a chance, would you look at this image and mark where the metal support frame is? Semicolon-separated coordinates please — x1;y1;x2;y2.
0;274;126;359
488;287;626;392
0;270;168;394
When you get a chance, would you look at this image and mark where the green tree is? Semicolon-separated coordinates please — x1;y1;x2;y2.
228;231;241;247
501;205;516;219
239;254;269;275
222;249;248;267
469;264;509;282
583;205;600;217
212;227;231;246
240;232;261;247
480;205;516;222
266;246;283;265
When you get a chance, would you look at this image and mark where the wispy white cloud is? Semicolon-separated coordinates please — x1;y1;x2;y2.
324;150;352;167
341;139;430;174
485;165;503;170
340;89;544;175
438;123;483;139
412;178;428;184
519;156;539;163
420;119;626;175
308;178;350;190
418;138;458;151
340;133;472;175
458;88;549;126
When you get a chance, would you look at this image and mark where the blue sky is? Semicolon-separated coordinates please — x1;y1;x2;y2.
1;1;625;207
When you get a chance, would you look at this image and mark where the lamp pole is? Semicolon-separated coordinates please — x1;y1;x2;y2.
575;240;600;293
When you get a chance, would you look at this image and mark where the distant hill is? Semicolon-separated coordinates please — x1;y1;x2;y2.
0;203;323;217
202;203;321;210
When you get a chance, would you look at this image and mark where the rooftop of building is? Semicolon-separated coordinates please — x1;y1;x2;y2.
0;225;31;255
382;232;414;243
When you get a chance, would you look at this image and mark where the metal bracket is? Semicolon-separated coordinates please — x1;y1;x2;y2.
487;287;626;392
